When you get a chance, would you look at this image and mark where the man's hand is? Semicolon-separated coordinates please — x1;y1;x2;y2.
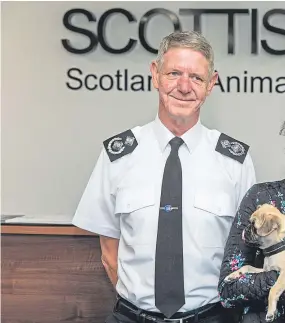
99;235;119;288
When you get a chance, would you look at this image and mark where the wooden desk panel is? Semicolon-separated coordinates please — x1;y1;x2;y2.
1;224;96;236
1;234;116;323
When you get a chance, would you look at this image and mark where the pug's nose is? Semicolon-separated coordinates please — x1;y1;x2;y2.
242;229;245;241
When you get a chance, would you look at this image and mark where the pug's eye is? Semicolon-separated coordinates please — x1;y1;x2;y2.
251;222;257;234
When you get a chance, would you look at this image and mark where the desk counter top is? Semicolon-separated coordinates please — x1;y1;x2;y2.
1;223;95;236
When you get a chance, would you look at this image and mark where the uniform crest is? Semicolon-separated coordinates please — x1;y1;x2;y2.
103;129;138;162
215;133;249;164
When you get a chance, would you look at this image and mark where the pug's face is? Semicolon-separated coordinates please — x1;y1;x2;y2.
242;204;285;249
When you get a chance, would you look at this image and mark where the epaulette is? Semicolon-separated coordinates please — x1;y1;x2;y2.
215;133;249;164
103;129;138;162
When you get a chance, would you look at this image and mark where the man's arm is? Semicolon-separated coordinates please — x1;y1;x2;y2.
100;235;119;288
72;148;120;238
72;149;121;287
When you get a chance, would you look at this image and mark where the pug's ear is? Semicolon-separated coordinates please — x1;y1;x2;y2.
251;210;265;230
258;218;278;237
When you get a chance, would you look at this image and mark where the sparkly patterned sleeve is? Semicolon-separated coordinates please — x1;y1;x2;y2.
218;184;283;308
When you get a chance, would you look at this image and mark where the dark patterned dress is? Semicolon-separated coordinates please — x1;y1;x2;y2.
218;179;285;322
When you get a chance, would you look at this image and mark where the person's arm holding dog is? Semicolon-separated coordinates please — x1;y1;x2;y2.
218;180;285;308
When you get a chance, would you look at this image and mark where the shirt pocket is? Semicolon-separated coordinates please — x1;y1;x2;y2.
193;190;236;248
115;186;156;245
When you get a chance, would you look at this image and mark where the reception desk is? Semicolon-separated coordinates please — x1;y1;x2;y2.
1;223;116;323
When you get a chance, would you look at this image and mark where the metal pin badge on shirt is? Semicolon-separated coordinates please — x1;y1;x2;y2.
221;139;245;156
107;135;135;155
160;205;179;212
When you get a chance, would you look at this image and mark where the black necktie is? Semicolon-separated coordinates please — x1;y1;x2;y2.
155;137;185;318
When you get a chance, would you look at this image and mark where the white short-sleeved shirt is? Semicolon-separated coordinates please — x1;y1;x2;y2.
72;116;256;312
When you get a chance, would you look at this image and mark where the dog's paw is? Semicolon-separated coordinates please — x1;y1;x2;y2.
265;313;275;322
224;276;234;283
224;271;242;283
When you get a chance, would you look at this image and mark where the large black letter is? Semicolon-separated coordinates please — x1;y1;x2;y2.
179;9;249;54
262;9;285;55
251;9;258;54
61;9;97;54
98;9;137;54
139;9;181;54
179;9;204;32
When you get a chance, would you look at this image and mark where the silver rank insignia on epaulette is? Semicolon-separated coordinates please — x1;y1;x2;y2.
103;129;138;162
215;133;249;164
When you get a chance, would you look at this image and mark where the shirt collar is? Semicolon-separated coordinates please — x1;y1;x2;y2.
153;114;203;153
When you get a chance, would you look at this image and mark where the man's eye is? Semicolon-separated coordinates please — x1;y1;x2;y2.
191;76;202;81
169;72;179;76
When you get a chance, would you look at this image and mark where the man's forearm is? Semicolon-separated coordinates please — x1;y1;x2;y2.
102;257;118;288
99;235;119;289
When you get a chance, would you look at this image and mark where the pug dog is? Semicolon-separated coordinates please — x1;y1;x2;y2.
224;203;285;322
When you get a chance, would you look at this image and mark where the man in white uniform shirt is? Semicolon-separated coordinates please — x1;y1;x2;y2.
72;31;256;323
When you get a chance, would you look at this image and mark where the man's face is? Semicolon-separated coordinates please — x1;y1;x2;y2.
151;47;218;123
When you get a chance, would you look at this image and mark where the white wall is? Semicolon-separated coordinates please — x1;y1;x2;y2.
2;1;285;222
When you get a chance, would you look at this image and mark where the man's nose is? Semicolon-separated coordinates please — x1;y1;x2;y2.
177;76;192;94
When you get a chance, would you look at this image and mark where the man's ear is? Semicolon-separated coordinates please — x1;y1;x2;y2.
150;61;159;90
206;71;218;96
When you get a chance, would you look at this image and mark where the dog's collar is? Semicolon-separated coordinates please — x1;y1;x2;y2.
263;240;285;257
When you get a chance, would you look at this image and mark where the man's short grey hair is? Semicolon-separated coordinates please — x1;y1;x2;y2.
156;31;215;76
